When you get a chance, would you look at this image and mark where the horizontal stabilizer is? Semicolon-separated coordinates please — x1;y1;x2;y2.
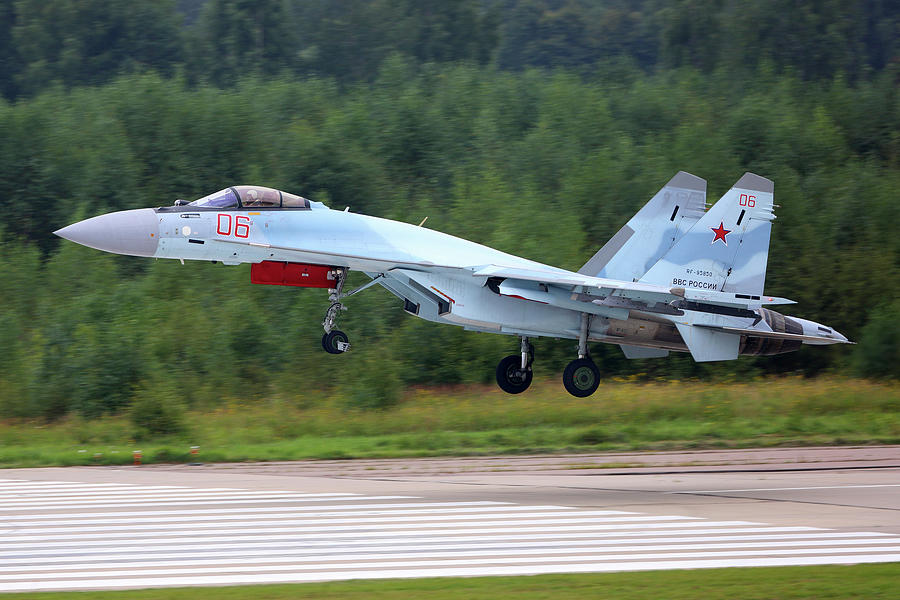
674;321;740;362
694;324;854;345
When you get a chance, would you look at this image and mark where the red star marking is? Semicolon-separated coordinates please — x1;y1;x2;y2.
710;221;731;245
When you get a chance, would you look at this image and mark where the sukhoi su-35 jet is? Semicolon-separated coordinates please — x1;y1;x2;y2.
55;172;851;397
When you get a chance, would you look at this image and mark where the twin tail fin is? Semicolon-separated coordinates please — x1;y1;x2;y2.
638;173;774;296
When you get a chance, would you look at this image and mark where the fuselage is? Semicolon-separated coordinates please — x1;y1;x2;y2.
54;186;847;360
53;181;852;397
154;203;569;276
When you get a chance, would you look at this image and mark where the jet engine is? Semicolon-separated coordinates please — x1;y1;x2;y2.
740;308;803;356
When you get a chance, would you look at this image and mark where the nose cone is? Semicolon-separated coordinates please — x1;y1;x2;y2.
54;209;159;257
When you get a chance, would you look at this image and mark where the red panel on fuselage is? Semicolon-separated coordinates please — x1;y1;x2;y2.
250;261;335;288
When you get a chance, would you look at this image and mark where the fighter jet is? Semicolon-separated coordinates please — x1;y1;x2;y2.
54;172;851;397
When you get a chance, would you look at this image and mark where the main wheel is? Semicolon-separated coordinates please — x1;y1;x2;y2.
562;357;600;397
321;330;350;354
496;354;533;394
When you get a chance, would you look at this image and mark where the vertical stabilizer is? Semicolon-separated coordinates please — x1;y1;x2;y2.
579;172;706;282
639;173;775;296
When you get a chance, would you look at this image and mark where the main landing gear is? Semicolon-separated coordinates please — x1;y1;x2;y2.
496;336;534;394
495;314;601;397
563;312;600;397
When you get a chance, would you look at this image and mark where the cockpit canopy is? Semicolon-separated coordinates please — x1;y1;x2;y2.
189;186;310;209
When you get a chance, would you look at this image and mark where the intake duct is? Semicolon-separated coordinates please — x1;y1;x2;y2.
740;308;803;356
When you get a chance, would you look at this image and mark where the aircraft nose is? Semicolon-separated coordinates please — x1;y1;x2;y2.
54;208;159;257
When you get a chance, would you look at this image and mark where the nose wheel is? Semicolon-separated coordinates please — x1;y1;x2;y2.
322;329;350;354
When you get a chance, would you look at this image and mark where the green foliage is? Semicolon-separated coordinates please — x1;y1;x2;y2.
11;0;183;96
345;347;403;411
129;377;186;440
186;0;298;87
1;379;898;467
853;301;900;379
0;7;897;421
3;1;899;102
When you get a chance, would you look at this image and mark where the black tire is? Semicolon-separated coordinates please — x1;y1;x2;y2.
496;354;533;394
562;357;600;397
322;330;350;354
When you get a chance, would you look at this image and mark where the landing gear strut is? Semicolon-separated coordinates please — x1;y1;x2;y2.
321;268;350;354
562;313;600;397
319;270;387;354
496;336;534;394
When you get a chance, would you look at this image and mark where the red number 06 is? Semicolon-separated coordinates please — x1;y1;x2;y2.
216;214;251;238
739;193;756;208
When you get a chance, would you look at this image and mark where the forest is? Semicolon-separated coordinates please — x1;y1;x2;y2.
0;0;898;422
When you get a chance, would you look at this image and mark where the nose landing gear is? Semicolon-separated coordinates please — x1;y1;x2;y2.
322;268;350;354
319;270;388;354
496;337;534;394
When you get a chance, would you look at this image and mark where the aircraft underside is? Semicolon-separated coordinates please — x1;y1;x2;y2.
309;267;807;398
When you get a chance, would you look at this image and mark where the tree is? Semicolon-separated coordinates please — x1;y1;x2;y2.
12;0;183;96
0;0;19;99
187;0;298;86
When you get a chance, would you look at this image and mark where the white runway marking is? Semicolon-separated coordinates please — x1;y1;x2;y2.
0;510;645;536
0;495;414;510
0;501;510;521
5;547;900;584
0;478;898;591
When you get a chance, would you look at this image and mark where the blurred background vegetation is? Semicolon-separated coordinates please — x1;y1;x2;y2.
0;0;898;424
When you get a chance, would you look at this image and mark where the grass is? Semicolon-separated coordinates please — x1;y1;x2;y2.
3;564;900;599
0;377;898;468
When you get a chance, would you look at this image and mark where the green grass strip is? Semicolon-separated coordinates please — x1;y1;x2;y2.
1;378;898;468
4;564;900;600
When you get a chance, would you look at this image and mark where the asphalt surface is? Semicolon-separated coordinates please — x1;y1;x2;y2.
1;446;898;591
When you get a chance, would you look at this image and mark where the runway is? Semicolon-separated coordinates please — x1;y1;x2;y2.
1;446;898;591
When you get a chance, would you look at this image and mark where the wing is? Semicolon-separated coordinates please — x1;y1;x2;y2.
469;263;794;319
